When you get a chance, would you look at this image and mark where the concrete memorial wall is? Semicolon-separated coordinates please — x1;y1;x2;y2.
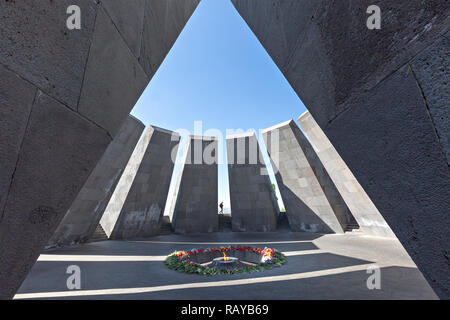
101;126;180;239
48;115;145;247
232;0;450;297
226;133;279;232
262;120;352;234
0;0;200;299
298;111;395;238
171;136;219;234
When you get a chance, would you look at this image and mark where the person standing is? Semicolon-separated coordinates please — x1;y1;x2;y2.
219;202;224;214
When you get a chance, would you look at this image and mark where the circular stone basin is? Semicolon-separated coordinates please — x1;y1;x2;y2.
207;256;248;270
165;246;287;275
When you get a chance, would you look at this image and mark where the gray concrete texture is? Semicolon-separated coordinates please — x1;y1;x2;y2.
231;0;450;298
101;126;180;240
47;116;145;248
226;133;279;232
298;112;395;238
15;233;438;300
409;34;450;166
171;136;219;234
231;0;449;127
262;120;352;234
0;0;199;299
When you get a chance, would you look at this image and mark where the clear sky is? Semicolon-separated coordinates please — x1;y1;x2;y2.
131;0;307;213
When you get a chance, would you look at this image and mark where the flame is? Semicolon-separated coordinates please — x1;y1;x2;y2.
222;251;230;262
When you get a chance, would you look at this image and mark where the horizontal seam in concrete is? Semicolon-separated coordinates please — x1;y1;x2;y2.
327;31;450;128
46;88;113;140
0;32;111;138
0;62;107;136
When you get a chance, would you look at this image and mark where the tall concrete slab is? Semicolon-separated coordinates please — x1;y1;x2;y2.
232;0;449;297
47;116;145;247
101;126;180;239
0;0;200;299
298;111;395;238
0;90;111;300
171;136;219;234
262;121;349;234
227;133;279;232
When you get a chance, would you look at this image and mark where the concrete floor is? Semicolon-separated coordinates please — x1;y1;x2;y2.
15;232;437;300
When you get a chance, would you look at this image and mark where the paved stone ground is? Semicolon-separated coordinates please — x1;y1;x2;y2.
15;232;437;300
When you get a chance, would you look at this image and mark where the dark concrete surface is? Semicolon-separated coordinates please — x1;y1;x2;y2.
171;136;219;234
231;0;450;298
0;0;200;299
15;232;437;300
48;116;145;247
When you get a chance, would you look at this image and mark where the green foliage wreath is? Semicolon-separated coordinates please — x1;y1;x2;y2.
165;246;287;275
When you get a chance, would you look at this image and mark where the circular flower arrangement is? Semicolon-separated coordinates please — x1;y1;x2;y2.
165;246;287;275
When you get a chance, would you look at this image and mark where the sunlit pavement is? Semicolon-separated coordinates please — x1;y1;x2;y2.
15;232;437;300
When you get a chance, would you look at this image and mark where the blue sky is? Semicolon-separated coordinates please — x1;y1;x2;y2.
131;0;307;212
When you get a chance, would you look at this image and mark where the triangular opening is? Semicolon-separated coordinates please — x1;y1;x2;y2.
130;0;307;217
